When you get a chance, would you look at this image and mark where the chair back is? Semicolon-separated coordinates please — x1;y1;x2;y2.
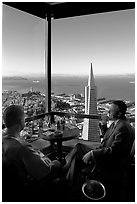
130;140;135;163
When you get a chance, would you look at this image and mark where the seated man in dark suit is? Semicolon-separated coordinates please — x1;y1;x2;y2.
2;105;63;201
63;100;134;200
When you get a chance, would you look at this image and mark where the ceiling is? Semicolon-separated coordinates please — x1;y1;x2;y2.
3;2;135;20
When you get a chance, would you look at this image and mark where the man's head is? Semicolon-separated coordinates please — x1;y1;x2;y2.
3;105;25;131
108;100;127;121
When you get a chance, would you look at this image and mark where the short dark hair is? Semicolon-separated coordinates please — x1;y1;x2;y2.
3;105;24;128
112;100;127;118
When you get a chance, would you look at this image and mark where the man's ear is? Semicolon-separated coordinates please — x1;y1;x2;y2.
117;112;122;118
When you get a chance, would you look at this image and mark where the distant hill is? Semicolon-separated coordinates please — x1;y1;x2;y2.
2;76;28;80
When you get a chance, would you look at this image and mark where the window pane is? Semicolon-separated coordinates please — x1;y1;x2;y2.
51;10;135;136
2;5;48;116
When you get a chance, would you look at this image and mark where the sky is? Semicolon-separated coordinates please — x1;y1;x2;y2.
2;3;135;76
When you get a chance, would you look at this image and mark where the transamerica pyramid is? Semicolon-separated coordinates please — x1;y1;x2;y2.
82;63;100;142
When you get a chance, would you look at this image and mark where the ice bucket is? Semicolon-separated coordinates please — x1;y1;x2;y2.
82;180;106;201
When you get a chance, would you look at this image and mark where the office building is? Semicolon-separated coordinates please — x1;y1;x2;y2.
82;63;100;142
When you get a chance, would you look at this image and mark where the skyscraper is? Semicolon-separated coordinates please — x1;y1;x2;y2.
82;63;100;142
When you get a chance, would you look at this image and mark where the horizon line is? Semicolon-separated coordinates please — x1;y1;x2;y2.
2;73;135;78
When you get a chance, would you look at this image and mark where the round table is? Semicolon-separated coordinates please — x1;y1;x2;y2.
41;126;79;164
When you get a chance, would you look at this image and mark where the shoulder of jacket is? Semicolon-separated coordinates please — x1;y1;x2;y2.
116;119;131;131
117;118;129;126
3;137;23;151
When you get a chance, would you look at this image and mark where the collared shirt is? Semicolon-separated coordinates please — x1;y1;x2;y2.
114;119;120;127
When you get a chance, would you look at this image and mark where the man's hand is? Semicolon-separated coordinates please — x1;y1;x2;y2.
100;114;109;125
82;151;92;164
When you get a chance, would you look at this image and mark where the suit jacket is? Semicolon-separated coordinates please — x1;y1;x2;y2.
93;119;135;174
2;136;51;183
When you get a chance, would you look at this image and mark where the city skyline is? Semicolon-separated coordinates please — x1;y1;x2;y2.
2;4;135;76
